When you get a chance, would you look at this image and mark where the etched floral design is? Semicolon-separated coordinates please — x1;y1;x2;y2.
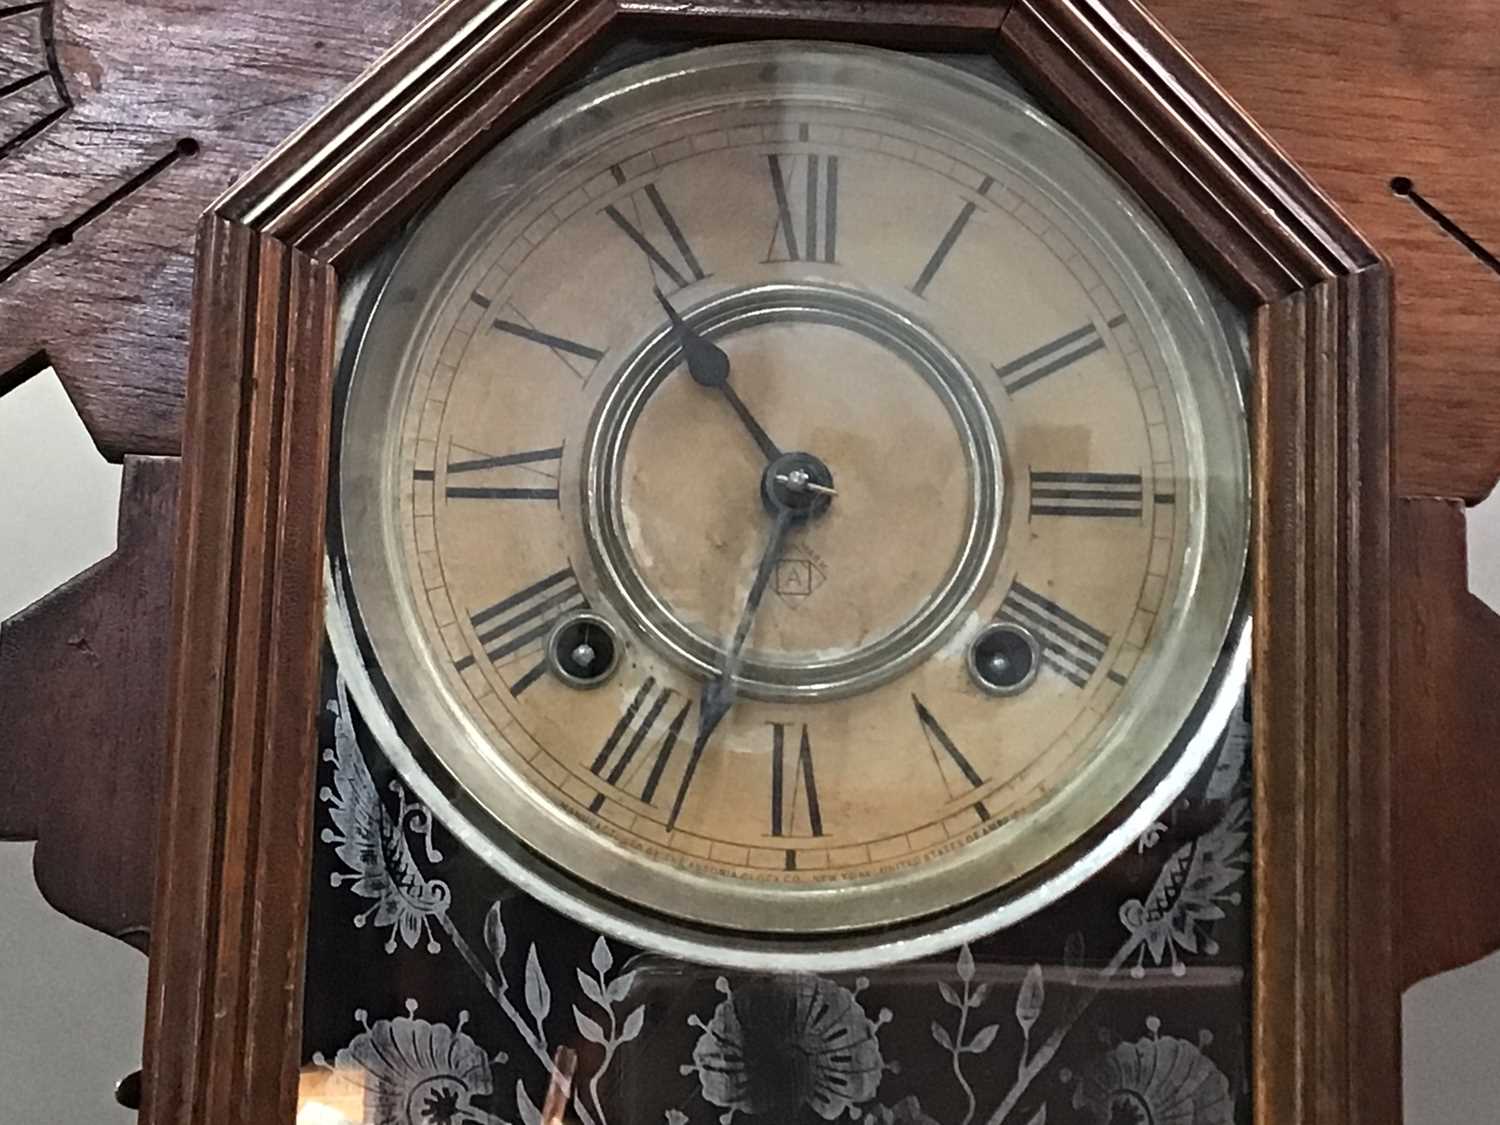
1204;700;1251;801
314;594;1255;1125
320;676;451;954
1070;1020;1233;1125
572;935;645;1125
1117;797;1249;977
683;975;892;1123
931;944;1002;1125
314;1001;506;1125
863;1096;941;1125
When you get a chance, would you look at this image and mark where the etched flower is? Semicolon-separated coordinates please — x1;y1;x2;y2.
317;1002;504;1125
320;676;451;953
683;975;891;1123
863;1096;940;1125
1118;797;1248;977
1072;1023;1233;1125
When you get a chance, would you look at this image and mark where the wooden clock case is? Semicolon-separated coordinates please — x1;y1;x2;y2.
12;0;1500;1122
132;2;1394;1123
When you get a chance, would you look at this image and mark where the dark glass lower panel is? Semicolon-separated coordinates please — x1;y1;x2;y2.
299;650;1252;1125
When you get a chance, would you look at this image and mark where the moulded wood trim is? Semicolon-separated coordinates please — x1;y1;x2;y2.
145;213;256;1125
615;0;1014;43
223;0;616;266
1250;265;1396;1125
999;0;1379;304
143;218;336;1125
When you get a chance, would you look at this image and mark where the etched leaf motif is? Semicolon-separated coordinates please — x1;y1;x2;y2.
938;980;962;1009
607;969;639;1003
965;1024;999;1053
620;1004;646;1042
577;968;605;1006
575;1005;608;1045
956;943;976;983
524;944;551;1026
1016;964;1044;1034
516;1078;542;1125
1024;1105;1047;1125
483;901;506;965
931;1021;955;1051
591;935;614;975
969;982;992;1009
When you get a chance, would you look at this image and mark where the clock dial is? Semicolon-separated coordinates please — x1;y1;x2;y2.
337;45;1249;947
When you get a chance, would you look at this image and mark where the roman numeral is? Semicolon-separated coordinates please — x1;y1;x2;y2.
911;177;993;297
770;723;824;839
603;179;708;290
588;678;691;812
997;582;1111;689
464;567;586;695
471;293;605;377
913;696;986;800
765;153;839;264
445;446;562;502
1029;470;1144;519
995;323;1106;394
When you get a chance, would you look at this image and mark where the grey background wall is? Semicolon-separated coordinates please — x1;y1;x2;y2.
0;366;1494;1121
1;370;144;1123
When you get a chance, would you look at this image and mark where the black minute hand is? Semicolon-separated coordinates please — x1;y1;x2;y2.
653;287;783;463
666;506;795;829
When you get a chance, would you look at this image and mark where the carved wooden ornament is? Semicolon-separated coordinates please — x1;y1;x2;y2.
144;3;1394;1123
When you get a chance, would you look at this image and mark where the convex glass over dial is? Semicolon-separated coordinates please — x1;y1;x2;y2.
336;43;1250;962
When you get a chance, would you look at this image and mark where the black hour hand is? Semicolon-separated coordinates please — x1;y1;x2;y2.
653;287;783;462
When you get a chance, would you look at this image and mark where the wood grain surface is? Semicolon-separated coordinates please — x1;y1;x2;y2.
0;455;178;950
0;0;1493;1051
143;218;337;1125
0;0;439;458
1395;497;1500;990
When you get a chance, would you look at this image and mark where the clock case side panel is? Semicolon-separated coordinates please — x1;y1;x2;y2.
144;216;337;1124
146;2;1394;1124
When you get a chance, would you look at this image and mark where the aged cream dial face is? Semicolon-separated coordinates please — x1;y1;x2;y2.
338;44;1249;949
